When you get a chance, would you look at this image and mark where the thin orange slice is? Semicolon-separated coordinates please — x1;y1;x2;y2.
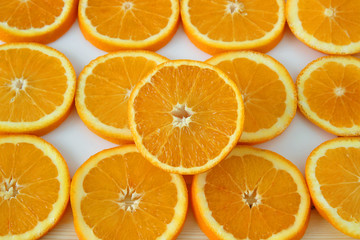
286;0;360;54
192;145;311;240
76;51;167;144
128;60;244;174
0;43;76;135
0;135;70;240
297;56;360;136
78;0;180;51
180;0;286;54
207;51;297;144
71;145;188;240
306;137;360;238
0;0;77;44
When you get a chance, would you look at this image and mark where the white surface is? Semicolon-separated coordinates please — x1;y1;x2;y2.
35;20;337;177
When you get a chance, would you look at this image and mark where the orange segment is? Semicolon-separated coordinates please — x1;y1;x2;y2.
78;0;180;51
0;0;77;43
207;51;297;144
180;0;286;54
70;145;188;240
0;135;70;240
0;43;76;135
286;0;360;54
128;60;244;174
306;137;360;238
76;51;167;144
297;56;360;136
192;146;311;240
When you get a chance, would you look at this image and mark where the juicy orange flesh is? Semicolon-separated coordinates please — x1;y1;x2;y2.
81;151;178;239
204;154;299;239
0;48;68;123
132;65;239;168
0;0;64;30
212;57;286;133
84;56;160;129
303;61;360;128
85;0;172;40
315;147;360;222
298;0;360;45
0;142;59;235
187;0;279;42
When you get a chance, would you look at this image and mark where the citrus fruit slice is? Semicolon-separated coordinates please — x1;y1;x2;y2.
71;145;188;240
297;56;360;136
0;43;76;135
78;0;180;51
128;60;244;174
76;51;167;144
0;0;77;44
192;145;311;240
306;137;360;238
180;0;286;54
0;135;70;240
207;51;297;144
286;0;360;54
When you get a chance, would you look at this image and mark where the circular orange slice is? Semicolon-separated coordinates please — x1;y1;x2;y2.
78;0;180;51
297;56;360;136
192;145;311;240
0;43;76;135
128;60;244;174
0;134;70;240
76;51;167;144
286;0;360;54
71;145;188;240
0;0;77;44
207;51;297;144
180;0;286;54
306;137;360;238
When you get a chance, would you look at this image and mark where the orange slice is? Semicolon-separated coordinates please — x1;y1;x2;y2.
192;145;311;240
128;60;244;174
207;51;297;144
76;51;167;144
78;0;180;51
297;56;360;136
286;0;360;54
306;137;360;238
71;145;188;240
0;0;77;44
0;43;76;135
180;0;286;54
0;135;70;240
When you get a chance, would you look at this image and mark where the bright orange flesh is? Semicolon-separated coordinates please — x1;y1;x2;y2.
71;145;187;240
0;43;76;135
128;60;244;174
0;0;78;43
76;51;167;143
192;146;311;240
0;135;70;240
297;56;360;136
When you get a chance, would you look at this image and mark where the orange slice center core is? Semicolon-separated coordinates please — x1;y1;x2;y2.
227;1;247;16
324;8;335;17
334;87;345;97
0;178;20;200
171;104;193;128
243;188;260;209
122;2;134;11
117;187;142;212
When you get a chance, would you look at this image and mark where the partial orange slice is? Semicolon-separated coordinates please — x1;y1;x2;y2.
180;0;286;54
0;43;76;135
0;135;70;240
192;145;311;240
207;51;297;144
78;0;180;51
128;60;244;174
71;145;188;240
306;137;360;238
76;51;167;144
0;0;77;44
286;0;360;54
297;56;360;136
